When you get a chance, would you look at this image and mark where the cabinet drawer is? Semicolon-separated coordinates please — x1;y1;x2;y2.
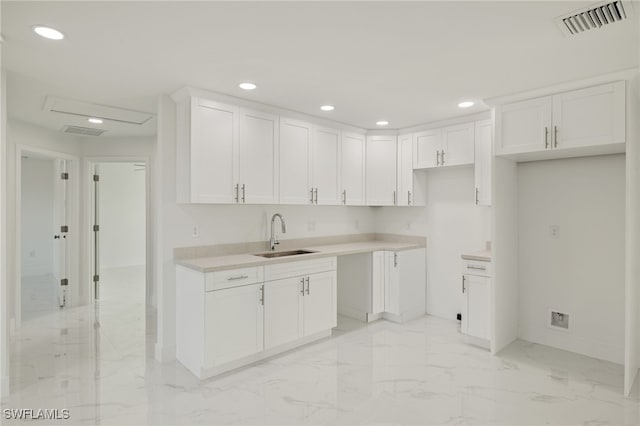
206;266;264;291
264;257;337;282
461;259;492;277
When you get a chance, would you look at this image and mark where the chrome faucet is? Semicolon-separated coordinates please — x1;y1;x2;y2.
270;213;286;251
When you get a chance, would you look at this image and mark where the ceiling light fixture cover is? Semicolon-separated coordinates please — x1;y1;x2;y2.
88;118;103;124
239;82;257;90
376;120;389;126
458;101;474;108
33;25;65;40
320;105;335;111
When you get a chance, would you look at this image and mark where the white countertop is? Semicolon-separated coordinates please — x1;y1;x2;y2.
460;249;492;262
176;240;425;273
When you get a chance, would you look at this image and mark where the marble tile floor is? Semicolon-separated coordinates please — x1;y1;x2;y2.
3;276;640;425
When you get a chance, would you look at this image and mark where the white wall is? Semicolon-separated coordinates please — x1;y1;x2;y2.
420;166;491;321
98;162;146;269
518;155;626;364
20;157;55;276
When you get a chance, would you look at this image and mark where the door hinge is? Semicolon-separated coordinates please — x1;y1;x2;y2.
93;225;100;232
60;278;69;286
93;174;100;182
93;275;100;283
61;172;69;180
60;225;69;233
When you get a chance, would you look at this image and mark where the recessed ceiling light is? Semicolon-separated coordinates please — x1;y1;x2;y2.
33;25;65;40
238;82;257;91
376;120;389;126
88;118;103;124
320;105;335;111
458;101;474;108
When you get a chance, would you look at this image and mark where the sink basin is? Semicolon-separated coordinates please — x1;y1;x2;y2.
254;249;317;259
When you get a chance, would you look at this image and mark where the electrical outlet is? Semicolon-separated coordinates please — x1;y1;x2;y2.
550;225;559;239
29;250;36;258
192;226;200;238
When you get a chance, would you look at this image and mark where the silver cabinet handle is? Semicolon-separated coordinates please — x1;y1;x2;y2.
241;184;246;203
462;276;466;293
436;150;441;166
234;184;239;203
342;190;346;205
300;277;305;295
467;265;487;271
554;126;558;148
544;127;549;149
305;276;310;295
314;188;318;204
475;188;479;205
394;252;398;267
227;275;249;281
393;190;397;205
259;285;264;305
310;188;314;204
441;150;445;165
407;190;411;205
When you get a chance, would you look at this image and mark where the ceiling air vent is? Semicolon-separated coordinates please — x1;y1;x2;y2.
61;125;106;137
556;1;632;36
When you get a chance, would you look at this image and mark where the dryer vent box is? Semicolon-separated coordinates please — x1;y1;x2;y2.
550;310;570;331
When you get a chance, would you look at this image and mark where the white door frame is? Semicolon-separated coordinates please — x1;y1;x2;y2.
83;156;152;306
15;145;80;328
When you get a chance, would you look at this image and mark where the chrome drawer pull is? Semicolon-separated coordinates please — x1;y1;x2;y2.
466;265;486;271
227;275;249;281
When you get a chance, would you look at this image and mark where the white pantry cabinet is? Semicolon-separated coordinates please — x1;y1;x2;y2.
312;126;341;205
474;119;492;206
279;118;313;204
238;108;279;204
366;135;398;206
495;81;626;159
340;132;366;205
397;134;425;206
413;123;474;169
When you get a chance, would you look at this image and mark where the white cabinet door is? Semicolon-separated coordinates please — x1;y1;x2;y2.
366;135;397;206
441;122;475;167
413;129;441;169
552;81;626;150
495;96;552;155
340;132;366;206
371;251;385;315
238;108;279;204
303;271;337;336
384;251;400;315
312;126;341;205
204;284;264;367
462;274;490;340
474;119;492;206
279;118;312;204
397;134;413;206
189;98;238;203
264;277;303;349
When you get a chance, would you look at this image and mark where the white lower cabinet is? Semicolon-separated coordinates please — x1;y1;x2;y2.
205;284;264;367
460;258;492;345
177;259;337;379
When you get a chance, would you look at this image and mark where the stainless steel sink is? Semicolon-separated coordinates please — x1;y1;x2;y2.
254;249;317;259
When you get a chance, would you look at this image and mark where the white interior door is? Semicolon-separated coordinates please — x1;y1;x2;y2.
53;159;69;307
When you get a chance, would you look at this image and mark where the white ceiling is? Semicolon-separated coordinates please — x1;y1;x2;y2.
3;1;639;137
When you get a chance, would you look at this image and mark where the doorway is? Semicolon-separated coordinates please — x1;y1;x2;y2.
90;161;148;341
18;149;75;325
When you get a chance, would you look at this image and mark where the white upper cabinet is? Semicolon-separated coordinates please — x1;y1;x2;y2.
552;81;625;150
441;122;475;167
340;132;366;206
312;126;341;205
474;119;492;206
495;81;626;160
397;134;425;206
238;108;279;204
413;129;441;169
279;118;313;204
495;96;552;156
366;135;398;206
176;97;239;204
